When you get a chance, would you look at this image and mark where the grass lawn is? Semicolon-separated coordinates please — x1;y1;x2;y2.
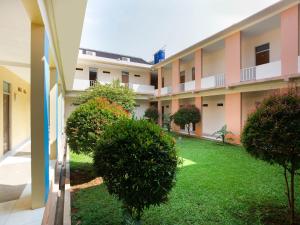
70;135;300;225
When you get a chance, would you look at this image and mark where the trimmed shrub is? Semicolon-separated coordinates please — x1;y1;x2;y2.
144;106;159;123
241;92;300;224
66;97;129;154
73;80;136;113
173;105;201;135
94;119;178;224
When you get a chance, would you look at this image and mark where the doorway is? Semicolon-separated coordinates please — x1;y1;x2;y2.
122;71;129;84
3;81;10;154
89;68;97;86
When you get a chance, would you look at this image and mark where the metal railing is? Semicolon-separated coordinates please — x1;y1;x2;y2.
215;74;225;87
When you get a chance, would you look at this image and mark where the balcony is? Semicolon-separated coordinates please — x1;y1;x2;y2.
178;80;196;92
241;60;281;82
128;83;155;95
160;86;172;96
201;74;225;89
73;79;97;90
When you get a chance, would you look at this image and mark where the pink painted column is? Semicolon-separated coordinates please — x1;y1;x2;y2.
157;68;162;96
281;5;299;77
225;93;242;144
194;49;202;90
172;59;180;94
225;32;241;86
171;98;180;131
157;100;162;126
194;96;202;137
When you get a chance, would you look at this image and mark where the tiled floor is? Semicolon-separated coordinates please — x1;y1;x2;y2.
0;142;45;225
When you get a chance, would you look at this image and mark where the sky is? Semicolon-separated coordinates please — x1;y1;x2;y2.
80;0;280;62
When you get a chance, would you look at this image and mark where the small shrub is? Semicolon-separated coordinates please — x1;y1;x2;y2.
163;113;173;132
241;92;300;224
212;125;233;144
73;80;136;113
173;105;201;135
144;106;159;123
66;97;129;154
94;119;178;224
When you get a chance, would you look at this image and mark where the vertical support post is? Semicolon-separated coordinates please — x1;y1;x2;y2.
225;32;241;86
157;68;162;97
157;100;162;126
50;68;57;160
195;49;202;90
171;98;179;131
31;24;50;209
194;96;202;137
281;5;299;78
225;93;241;144
172;59;180;94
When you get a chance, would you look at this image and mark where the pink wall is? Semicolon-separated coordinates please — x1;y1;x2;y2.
158;100;162;126
172;59;180;94
281;5;299;76
225;32;241;85
171;98;180;131
194;96;202;136
225;93;241;144
194;49;202;90
157;68;162;96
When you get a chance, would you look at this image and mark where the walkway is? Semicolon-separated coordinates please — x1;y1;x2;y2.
0;142;44;225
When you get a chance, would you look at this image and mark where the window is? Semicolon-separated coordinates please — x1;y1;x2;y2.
86;50;96;56
76;68;83;71
134;74;141;77
192;67;195;81
180;71;185;83
103;71;111;74
162;77;165;88
202;104;208;107
3;81;10;94
122;71;129;84
255;43;269;66
217;103;223;107
121;57;130;62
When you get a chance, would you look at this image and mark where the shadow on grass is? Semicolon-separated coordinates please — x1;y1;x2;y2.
70;160;97;186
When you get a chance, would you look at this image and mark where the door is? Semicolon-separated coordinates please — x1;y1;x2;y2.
3;82;10;153
122;71;129;84
89;69;97;86
180;71;185;83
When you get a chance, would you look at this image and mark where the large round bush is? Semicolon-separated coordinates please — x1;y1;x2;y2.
94;119;178;223
241;92;300;224
66;97;129;154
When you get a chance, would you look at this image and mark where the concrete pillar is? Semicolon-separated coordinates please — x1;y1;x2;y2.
49;68;57;160
171;98;180;131
225;93;242;144
281;5;299;77
172;59;180;94
157;68;162;96
225;32;241;86
194;96;202;137
157;100;162;126
31;24;50;209
194;49;202;90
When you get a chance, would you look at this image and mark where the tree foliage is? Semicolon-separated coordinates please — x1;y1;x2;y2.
241;92;300;224
144;106;159;123
173;105;201;135
73;80;136;113
66;97;129;154
94;119;178;224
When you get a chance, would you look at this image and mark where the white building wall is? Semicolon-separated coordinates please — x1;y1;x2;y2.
202;95;225;136
180;60;194;82
162;67;172;87
202;48;225;77
133;100;149;119
242;27;281;68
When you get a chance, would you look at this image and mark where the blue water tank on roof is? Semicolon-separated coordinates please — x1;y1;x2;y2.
154;49;165;64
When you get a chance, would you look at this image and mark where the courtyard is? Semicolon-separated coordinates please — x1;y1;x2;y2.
70;135;300;225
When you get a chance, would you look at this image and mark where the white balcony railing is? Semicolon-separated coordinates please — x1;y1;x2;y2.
72;79;97;90
128;83;155;94
160;86;172;95
241;60;281;82
178;80;196;92
201;74;225;89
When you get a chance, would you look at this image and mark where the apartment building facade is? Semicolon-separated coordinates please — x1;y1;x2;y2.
70;0;300;144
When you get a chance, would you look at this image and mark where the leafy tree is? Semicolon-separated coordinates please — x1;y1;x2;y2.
66;97;129;154
144;106;159;123
213;125;233;144
94;119;178;224
73;80;136;113
241;92;300;225
173;105;201;135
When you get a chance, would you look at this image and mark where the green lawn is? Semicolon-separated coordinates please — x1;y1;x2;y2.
71;136;300;225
